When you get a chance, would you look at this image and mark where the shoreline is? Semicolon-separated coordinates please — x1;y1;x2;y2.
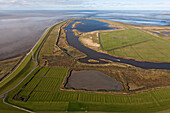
0;50;30;62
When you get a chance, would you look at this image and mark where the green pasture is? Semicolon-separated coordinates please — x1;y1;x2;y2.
6;67;170;112
100;25;170;62
5;66;170;112
0;99;26;113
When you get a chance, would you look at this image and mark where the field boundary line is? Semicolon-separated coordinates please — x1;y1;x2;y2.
149;41;169;58
130;46;143;59
35;76;62;79
117;71;128;91
77;100;153;105
106;39;153;51
98;33;104;50
150;92;160;107
120;48;128;57
159;98;170;102
25;69;50;100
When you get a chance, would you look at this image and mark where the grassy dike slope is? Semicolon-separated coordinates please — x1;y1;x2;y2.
0;99;26;113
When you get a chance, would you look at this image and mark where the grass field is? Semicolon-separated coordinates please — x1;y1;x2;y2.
109;39;170;62
9;67;68;101
0;99;26;113
99;20;170;62
6;67;170;112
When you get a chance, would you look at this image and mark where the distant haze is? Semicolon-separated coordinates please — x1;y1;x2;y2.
0;10;170;60
0;0;170;10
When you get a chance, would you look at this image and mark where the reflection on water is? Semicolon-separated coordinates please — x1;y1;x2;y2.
74;19;116;32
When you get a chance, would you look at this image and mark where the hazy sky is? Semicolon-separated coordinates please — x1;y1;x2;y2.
0;0;170;10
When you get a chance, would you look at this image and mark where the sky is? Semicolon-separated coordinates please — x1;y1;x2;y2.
0;0;170;10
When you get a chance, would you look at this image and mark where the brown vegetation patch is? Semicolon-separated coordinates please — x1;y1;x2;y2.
81;38;100;48
79;32;104;53
134;25;170;40
99;59;113;63
0;55;23;81
128;83;145;91
72;29;82;36
43;55;75;68
57;28;85;58
39;19;86;67
72;21;81;28
88;59;99;63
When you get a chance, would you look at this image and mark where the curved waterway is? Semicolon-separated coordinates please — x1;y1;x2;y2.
65;19;170;70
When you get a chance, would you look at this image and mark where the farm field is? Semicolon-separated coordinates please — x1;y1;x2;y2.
6;66;170;112
10;67;68;102
100;24;170;62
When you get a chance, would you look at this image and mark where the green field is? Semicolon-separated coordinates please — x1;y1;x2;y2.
100;24;170;62
9;67;68;101
0;58;36;95
6;67;170;112
0;99;26;113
